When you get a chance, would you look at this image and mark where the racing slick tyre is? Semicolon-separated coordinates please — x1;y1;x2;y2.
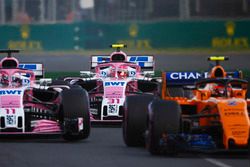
147;99;181;155
123;94;154;147
61;88;90;141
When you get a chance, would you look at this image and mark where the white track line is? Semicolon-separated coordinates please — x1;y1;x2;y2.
204;158;232;167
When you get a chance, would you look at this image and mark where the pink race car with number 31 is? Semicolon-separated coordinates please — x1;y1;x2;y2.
62;44;160;123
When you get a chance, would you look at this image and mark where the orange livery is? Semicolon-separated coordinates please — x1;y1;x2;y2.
123;56;250;154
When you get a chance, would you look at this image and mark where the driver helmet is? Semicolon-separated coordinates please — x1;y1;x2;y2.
117;69;128;78
211;83;232;97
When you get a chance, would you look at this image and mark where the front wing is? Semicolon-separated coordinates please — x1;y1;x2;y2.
157;133;249;154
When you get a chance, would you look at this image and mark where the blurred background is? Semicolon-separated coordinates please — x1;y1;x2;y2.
0;0;250;24
0;0;249;51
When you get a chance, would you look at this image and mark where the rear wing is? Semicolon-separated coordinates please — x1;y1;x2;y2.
164;71;242;86
19;63;44;78
161;71;243;98
90;55;154;72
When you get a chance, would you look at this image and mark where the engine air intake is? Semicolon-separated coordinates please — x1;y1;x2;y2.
2;59;18;68
111;53;126;62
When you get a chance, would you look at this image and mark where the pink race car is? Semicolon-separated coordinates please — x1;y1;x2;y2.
63;44;160;123
0;50;90;140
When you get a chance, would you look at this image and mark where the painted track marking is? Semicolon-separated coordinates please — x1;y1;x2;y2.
204;158;232;167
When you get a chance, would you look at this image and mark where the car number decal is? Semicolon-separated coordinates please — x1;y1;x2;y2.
108;98;120;104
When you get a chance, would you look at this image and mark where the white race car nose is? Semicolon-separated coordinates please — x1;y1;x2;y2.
0;108;24;130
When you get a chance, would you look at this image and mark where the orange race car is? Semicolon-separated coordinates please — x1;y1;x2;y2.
123;56;250;155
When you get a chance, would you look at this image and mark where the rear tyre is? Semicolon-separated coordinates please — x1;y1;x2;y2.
61;88;90;141
147;99;181;155
122;94;154;147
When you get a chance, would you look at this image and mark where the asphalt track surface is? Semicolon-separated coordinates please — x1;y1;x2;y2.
1;52;249;72
0;127;249;167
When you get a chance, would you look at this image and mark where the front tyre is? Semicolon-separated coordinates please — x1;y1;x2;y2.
123;94;154;147
61;88;90;141
147;99;181;155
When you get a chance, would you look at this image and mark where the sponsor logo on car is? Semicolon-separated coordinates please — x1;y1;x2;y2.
228;100;237;106
168;72;208;80
129;56;150;67
224;111;244;117
19;64;38;70
95;56;152;67
0;90;22;95
105;81;125;87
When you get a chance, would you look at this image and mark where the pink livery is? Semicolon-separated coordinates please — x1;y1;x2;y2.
62;44;159;123
0;50;90;140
